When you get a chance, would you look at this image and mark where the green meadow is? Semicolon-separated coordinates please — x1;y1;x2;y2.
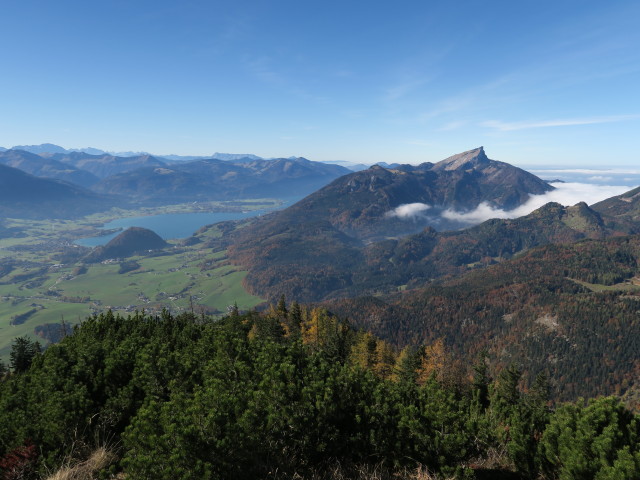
0;201;272;360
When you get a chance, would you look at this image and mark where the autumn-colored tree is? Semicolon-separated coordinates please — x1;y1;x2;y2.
373;339;396;379
392;346;421;383
349;331;377;370
416;338;447;384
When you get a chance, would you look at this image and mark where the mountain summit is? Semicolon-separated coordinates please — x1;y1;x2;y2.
247;147;553;242
431;146;490;171
225;148;558;301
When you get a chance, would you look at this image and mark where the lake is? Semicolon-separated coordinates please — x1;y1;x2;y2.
76;198;301;247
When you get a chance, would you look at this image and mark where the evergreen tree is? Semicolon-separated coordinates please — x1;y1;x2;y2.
492;363;522;421
472;351;491;410
289;301;302;325
538;397;640;479
283;301;302;339
9;337;41;373
276;294;288;318
528;371;551;431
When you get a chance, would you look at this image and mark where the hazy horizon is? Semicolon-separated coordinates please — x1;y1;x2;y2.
4;143;640;182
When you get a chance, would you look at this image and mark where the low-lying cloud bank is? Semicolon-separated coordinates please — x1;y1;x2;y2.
527;168;640;187
388;182;636;226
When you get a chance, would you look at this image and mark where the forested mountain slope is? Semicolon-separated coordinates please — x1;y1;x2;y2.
327;234;640;404
227;201;616;302
592;185;640;231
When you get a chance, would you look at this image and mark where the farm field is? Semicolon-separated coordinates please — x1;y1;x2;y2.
0;200;271;360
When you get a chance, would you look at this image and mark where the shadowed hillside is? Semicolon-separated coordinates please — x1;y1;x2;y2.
0;163;111;218
0;149;99;187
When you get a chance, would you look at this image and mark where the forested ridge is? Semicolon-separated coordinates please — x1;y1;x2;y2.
1;306;639;479
227;201;623;303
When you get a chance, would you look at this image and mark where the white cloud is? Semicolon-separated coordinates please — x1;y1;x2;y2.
391;182;636;226
388;202;431;219
482;114;639;131
524;181;632;209
441;202;512;224
442;182;633;225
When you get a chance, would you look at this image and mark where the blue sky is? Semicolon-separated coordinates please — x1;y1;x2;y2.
1;0;639;166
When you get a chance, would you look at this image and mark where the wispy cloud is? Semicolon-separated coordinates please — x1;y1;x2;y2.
382;45;453;104
244;56;285;86
482;114;639;131
242;55;332;105
384;77;432;102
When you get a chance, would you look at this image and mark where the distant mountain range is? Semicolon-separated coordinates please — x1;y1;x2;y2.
90;156;350;204
1;143;367;170
45;151;168;180
10;143;154;158
0;147;352;217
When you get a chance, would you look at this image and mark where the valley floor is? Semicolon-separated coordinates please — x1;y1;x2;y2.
0;200;275;359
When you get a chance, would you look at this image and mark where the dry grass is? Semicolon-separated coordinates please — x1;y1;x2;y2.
45;447;116;480
269;462;455;480
44;454;463;480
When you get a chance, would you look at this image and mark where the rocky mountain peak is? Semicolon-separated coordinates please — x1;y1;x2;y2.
432;147;488;171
